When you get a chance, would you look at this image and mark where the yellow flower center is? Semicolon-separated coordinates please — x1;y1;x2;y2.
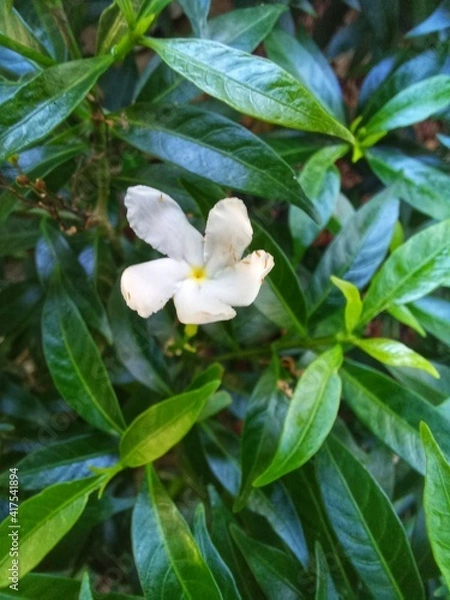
190;265;207;282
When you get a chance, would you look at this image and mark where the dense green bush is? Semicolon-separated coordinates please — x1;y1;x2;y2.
1;0;450;597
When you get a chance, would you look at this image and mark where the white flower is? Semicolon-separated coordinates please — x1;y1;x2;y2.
120;185;275;325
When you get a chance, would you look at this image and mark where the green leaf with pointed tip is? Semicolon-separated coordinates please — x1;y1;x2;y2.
361;219;450;324
112;103;312;213
0;477;101;588
0;0;49;55
0;56;113;160
421;422;450;589
42;281;126;435
315;542;340;600
197;391;232;421
230;525;304;600
364;75;450;135
142;37;354;143
330;276;362;332
341;360;450;474
132;466;222;599
255;346;343;486
193;503;242;599
366;147;450;221
353;338;439;378
409;296;450;347
316;436;424;600
78;573;94;600
387;304;426;337
120;380;221;467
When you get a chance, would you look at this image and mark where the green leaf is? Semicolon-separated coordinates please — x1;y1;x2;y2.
252;222;307;334
193;503;242;599
409;296;450;346
0;218;40;256
0;477;101;587
421;422;450;589
112;103;313;214
361;219;450;324
341;360;450;474
0;0;49;55
143;37;354;143
120;380;221;467
353;338;439;378
178;0;210;37
132;466;222;599
42;281;126;435
330;276;362;332
265;28;345;121
197;391;232;421
255;346;343;486
1;434;117;490
364;75;450;134
36;220;113;343
366;147;450;220
230;525;304;600
316;435;425;599
307;188;399;315
0;56;112;160
78;573;94;600
406;0;450;37
108;283;171;395
315;542;339;600
235;359;287;510
387;303;426;337
0;281;42;337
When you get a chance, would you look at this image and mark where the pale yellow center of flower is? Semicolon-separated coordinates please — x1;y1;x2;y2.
189;265;207;282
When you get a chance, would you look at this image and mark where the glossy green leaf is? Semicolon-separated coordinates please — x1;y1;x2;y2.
366;147;450;220
78;573;94;600
108;283;171;395
0;56;113;160
255;346;343;486
316;435;424;599
361;219;450;324
135;4;287;103
364;75;450;134
36;220;112;343
112;103;312;213
388;361;450;406
120;379;221;467
0;0;49;55
330;276;362;332
197;391;232;421
265;28;345;121
235;359;287;510
0;477;101;587
252;222;307;334
341;361;450;474
387;303;426;337
315;542;339;600
421;423;450;589
406;0;450;37
0;573;80;599
193;503;242;599
1;434;117;490
42;282;126;435
307;188;399;315
353;338;439;378
230;525;304;600
132;466;221;599
96;0;138;55
143;37;354;143
409;296;450;346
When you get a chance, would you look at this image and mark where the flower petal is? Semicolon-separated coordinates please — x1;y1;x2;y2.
173;279;236;324
204;197;253;274
124;185;204;264
209;250;275;306
121;258;190;319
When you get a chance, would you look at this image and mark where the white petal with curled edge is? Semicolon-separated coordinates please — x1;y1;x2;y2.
209;250;275;306
204;198;253;274
120;258;190;319
124;185;204;264
173;279;236;324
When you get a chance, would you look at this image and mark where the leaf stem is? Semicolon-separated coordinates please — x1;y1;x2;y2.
0;33;56;67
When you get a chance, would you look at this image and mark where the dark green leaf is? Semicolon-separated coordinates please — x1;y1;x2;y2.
255;346;342;486
120;379;221;467
178;0;210;37
361;219;450;324
143;37;354;143
315;542;340;600
341;360;450;473
406;1;450;37
0;477;101;587
132;466;221;599
0;218;40;256
0;281;42;336
421;423;450;589
409;296;450;346
112;103;313;213
316;435;424;599
0;56;113;159
42;281;126;435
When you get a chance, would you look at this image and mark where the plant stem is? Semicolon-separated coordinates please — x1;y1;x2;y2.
0;34;56;67
211;336;337;362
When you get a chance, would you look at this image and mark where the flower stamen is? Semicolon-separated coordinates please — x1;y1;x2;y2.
190;265;207;282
